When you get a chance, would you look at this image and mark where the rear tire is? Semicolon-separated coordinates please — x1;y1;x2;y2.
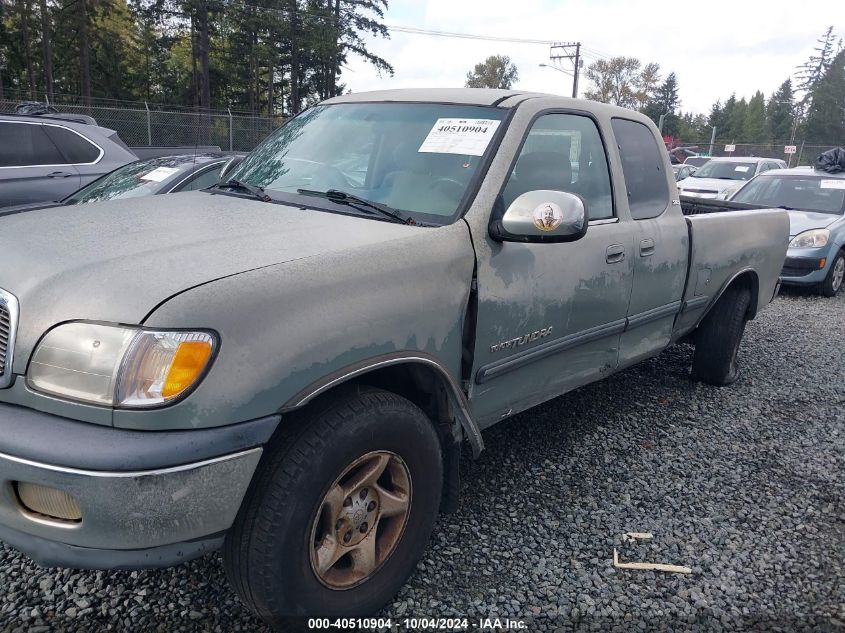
820;251;844;297
691;285;751;386
223;386;443;630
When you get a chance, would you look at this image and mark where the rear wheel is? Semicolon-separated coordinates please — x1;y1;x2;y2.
820;251;845;297
223;386;443;629
691;285;751;386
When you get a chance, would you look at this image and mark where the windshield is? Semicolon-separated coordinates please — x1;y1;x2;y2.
684;157;710;168
693;160;757;180
732;175;845;214
67;156;209;203
227;103;508;224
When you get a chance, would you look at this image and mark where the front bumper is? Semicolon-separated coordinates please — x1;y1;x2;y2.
780;252;831;285
0;402;278;569
679;190;719;199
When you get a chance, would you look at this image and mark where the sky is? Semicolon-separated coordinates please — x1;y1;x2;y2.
343;0;841;116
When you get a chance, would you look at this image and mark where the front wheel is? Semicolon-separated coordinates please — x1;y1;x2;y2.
223;386;443;629
690;285;751;386
820;251;845;297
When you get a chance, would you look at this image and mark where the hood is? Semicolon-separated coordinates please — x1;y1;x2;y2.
787;209;842;237
678;177;742;193
0;191;420;370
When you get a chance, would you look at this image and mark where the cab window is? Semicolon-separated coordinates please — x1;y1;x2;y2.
611;118;670;220
502;113;614;220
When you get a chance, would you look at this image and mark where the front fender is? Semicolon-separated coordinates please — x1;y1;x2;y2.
113;221;476;433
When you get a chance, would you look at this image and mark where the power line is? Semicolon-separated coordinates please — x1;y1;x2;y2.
549;42;582;97
387;25;554;45
216;0;559;45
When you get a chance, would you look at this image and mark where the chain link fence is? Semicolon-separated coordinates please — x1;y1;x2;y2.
671;139;835;167
0;93;280;152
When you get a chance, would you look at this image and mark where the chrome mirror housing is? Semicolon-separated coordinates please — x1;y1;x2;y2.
489;190;588;243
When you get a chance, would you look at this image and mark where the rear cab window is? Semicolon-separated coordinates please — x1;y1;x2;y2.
610;118;670;220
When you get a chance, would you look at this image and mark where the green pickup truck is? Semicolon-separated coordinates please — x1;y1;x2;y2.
0;89;788;627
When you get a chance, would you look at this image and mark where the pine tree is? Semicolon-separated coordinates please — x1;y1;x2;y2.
725;95;747;140
708;100;727;136
803;49;845;144
766;79;795;142
795;26;840;108
642;72;680;135
744;90;766;142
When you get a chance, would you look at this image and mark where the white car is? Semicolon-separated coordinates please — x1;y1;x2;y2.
678;157;786;199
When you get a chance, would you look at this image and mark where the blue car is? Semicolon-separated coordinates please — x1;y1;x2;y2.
729;167;845;296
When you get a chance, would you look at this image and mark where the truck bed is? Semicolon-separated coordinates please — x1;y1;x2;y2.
680;195;771;216
673;208;789;338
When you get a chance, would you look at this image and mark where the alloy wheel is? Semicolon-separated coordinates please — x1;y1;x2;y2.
309;451;412;589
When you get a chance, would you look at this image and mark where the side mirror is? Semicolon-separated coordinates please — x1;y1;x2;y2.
489;190;588;243
219;155;245;180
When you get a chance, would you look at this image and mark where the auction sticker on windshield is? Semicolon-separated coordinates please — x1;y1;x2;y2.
820;179;845;190
140;166;180;182
418;118;501;156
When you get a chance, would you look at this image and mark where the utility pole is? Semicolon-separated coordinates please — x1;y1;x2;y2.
549;42;582;98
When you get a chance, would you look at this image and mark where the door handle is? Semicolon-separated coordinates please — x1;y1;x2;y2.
640;238;655;256
606;243;625;264
47;171;73;178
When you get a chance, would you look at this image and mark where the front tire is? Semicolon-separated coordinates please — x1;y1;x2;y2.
223;386;443;629
690;285;751;386
820;251;845;297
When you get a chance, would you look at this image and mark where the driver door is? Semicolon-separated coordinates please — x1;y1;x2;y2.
467;112;635;425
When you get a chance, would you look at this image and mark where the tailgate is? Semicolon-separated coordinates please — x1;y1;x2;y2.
675;209;789;335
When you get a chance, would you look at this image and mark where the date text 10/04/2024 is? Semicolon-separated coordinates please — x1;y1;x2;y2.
306;618;528;630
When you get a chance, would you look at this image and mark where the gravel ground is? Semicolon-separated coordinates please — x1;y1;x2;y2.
1;287;843;632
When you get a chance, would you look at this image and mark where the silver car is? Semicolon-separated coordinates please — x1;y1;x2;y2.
0;113;137;207
679;156;786;199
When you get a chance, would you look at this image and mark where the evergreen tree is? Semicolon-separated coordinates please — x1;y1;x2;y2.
795;26;840;106
765;78;795;141
0;0;393;112
722;94;747;140
803;49;845;144
744;90;766;142
708;99;727;136
642;72;680;135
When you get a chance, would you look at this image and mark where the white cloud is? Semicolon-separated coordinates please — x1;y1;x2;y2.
343;0;836;114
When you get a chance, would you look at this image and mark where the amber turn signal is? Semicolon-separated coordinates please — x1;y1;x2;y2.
163;341;214;398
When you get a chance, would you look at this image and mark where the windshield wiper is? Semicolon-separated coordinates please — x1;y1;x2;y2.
215;179;272;202
297;188;418;225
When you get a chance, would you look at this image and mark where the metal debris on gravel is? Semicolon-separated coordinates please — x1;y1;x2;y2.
1;288;843;632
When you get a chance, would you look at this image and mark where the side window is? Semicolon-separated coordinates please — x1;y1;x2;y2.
611;118;670;220
502;113;614;220
0;122;65;167
42;125;101;164
174;165;223;192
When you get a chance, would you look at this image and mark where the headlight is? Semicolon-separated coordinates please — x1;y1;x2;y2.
718;184;742;200
789;229;830;248
28;323;216;407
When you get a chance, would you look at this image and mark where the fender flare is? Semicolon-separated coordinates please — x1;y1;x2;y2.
281;352;485;458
